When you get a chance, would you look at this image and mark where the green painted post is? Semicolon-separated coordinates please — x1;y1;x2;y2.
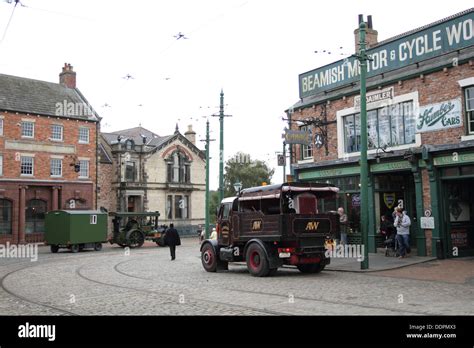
368;173;376;253
205;119;210;239
218;90;225;203
427;162;442;257
413;170;426;256
358;21;369;269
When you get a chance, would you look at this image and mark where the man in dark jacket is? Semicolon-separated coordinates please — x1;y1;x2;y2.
164;223;181;260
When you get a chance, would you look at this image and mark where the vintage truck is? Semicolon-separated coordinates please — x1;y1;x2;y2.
200;182;340;277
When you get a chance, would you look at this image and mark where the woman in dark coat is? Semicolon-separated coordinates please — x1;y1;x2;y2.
164;223;181;260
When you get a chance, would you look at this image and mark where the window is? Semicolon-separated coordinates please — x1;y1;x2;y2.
25;199;46;234
0;118;3;136
125;161;136;182
167;152;191;183
51;125;63;141
20;156;34;175
50;158;62;177
166;195;173;219
21;121;34;138
300;125;313;159
0;199;12;234
343;101;415;153
175;195;183;219
79;160;89;178
125;139;134;150
182;195;190;219
0;155;2;176
79;127;89;143
465;86;474;134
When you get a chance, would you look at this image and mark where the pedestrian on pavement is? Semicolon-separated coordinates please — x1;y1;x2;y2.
164;223;181;260
210;227;217;240
394;207;411;258
338;207;348;245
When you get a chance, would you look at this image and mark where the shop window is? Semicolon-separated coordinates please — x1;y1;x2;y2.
0;199;12;234
441;167;459;177
343;101;415;153
300;125;313;159
461;165;474;176
465;86;474;134
25;199;47;234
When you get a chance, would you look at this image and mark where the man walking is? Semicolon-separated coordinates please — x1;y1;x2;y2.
338;207;348;245
164;223;181;260
394;207;411;258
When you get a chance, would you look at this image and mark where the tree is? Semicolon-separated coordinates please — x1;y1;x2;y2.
223;152;274;197
208;190;220;224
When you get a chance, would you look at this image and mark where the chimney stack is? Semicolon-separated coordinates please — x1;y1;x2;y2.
184;125;196;145
59;63;76;88
354;15;378;52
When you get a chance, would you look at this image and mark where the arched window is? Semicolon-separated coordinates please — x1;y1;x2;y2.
0;199;12;234
125;139;134;150
166;151;191;183
25;199;47;234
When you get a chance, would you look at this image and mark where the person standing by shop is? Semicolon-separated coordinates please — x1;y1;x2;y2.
394;207;411;258
164;223;181;260
338;207;348;245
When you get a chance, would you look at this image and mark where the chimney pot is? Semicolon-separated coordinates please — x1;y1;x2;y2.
60;63;76;88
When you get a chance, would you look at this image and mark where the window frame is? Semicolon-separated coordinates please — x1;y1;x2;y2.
299;125;313;160
0;199;13;234
21;121;35;138
464;86;474;135
20;156;34;176
0;154;3;176
50;158;62;177
0;118;3;136
78;127;90;144
78;160;89;178
51;124;64;141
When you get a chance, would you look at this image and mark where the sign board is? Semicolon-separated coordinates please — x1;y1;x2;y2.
424;209;432;217
450;228;469;248
416;98;462;133
299;11;474;98
284;129;312;145
354;87;394;109
351;194;361;207
314;133;324;148
277;154;285;166
420;216;435;229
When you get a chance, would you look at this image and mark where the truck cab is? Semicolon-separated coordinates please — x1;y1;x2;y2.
201;182;340;277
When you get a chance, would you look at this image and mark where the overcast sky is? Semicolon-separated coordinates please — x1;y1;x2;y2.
1;0;472;189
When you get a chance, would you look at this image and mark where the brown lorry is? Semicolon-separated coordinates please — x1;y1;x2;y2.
200;182;341;277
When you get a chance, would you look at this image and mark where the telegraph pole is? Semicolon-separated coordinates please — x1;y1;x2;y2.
201;119;214;239
213;90;231;202
357;19;370;269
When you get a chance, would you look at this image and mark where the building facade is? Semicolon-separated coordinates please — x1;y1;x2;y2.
100;125;205;234
0;64;100;244
287;9;474;257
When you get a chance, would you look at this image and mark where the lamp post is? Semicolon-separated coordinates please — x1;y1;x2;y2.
357;20;370;269
233;181;242;196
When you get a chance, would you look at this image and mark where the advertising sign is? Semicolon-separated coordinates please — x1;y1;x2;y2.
284;129;312;145
416;98;462;133
299;11;474;98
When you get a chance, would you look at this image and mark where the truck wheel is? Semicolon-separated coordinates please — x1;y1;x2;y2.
201;243;217;272
94;243;102;251
50;245;59;253
70;244;80;253
297;263;325;274
246;243;270;277
128;230;144;248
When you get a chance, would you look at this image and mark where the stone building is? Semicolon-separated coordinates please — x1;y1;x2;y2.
0;64;100;244
287;9;474;257
100;125;205;234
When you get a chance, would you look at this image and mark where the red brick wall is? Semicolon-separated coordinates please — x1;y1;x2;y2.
97;162;116;212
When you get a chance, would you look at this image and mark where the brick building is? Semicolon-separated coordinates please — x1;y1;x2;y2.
100;124;205;235
287;9;474;257
0;64;100;244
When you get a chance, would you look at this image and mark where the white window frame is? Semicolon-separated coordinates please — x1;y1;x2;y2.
79;160;89;178
337;91;421;159
51;124;63;141
20;156;34;176
21;121;35;138
464;86;474;135
299;125;313;160
0;155;3;176
79;127;90;144
0;118;3;136
50;158;62;177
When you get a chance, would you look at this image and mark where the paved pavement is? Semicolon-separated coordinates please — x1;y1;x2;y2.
0;237;473;315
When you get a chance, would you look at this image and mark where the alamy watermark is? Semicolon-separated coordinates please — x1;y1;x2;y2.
0;242;38;262
325;241;365;262
55;100;94;117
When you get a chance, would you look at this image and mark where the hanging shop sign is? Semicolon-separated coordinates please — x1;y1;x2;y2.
416;98;462;133
383;193;396;209
299;11;474;98
283;129;312;145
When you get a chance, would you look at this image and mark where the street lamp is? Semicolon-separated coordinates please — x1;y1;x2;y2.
233;181;242;195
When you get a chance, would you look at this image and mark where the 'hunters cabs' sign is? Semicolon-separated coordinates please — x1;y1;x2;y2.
299;11;474;98
416;98;462;133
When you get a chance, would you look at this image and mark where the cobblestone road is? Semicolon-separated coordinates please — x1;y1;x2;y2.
1;238;473;315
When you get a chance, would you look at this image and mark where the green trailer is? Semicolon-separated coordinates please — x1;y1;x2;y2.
45;210;108;253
